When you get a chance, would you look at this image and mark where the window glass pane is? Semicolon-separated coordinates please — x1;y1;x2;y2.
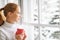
40;26;60;40
39;0;60;25
22;0;39;24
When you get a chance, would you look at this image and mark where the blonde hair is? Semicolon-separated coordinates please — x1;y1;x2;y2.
0;10;6;21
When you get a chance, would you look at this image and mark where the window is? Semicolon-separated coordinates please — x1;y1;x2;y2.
0;0;60;40
40;0;60;25
22;0;40;40
22;0;60;40
39;0;60;40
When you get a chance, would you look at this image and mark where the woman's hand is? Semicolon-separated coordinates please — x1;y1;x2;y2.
16;32;26;40
15;29;27;40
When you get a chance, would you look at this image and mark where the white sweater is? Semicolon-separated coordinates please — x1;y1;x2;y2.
0;22;23;40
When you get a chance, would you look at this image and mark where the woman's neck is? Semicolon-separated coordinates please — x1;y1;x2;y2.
6;19;14;24
6;17;16;24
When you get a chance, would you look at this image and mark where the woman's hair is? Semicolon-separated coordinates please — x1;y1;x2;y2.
0;8;4;26
0;3;18;26
3;3;18;16
0;15;4;26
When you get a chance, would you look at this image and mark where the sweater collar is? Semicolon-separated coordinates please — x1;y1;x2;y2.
3;21;16;28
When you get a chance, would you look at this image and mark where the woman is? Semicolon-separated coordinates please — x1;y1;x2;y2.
0;3;26;40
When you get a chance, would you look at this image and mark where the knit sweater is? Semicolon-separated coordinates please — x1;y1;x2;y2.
0;22;23;40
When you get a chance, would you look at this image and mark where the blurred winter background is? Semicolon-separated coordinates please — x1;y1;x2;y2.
0;0;60;40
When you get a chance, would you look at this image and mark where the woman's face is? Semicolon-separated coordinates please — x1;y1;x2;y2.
12;7;21;22
7;7;21;23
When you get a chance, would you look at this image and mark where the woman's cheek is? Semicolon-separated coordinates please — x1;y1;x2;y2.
16;17;20;22
14;15;19;22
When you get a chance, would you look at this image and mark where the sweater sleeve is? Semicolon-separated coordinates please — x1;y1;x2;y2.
0;30;6;40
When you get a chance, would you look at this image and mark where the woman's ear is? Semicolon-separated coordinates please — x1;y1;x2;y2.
7;12;12;16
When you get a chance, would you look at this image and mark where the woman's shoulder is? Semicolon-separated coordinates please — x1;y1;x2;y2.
0;26;3;31
0;27;7;40
0;27;6;35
